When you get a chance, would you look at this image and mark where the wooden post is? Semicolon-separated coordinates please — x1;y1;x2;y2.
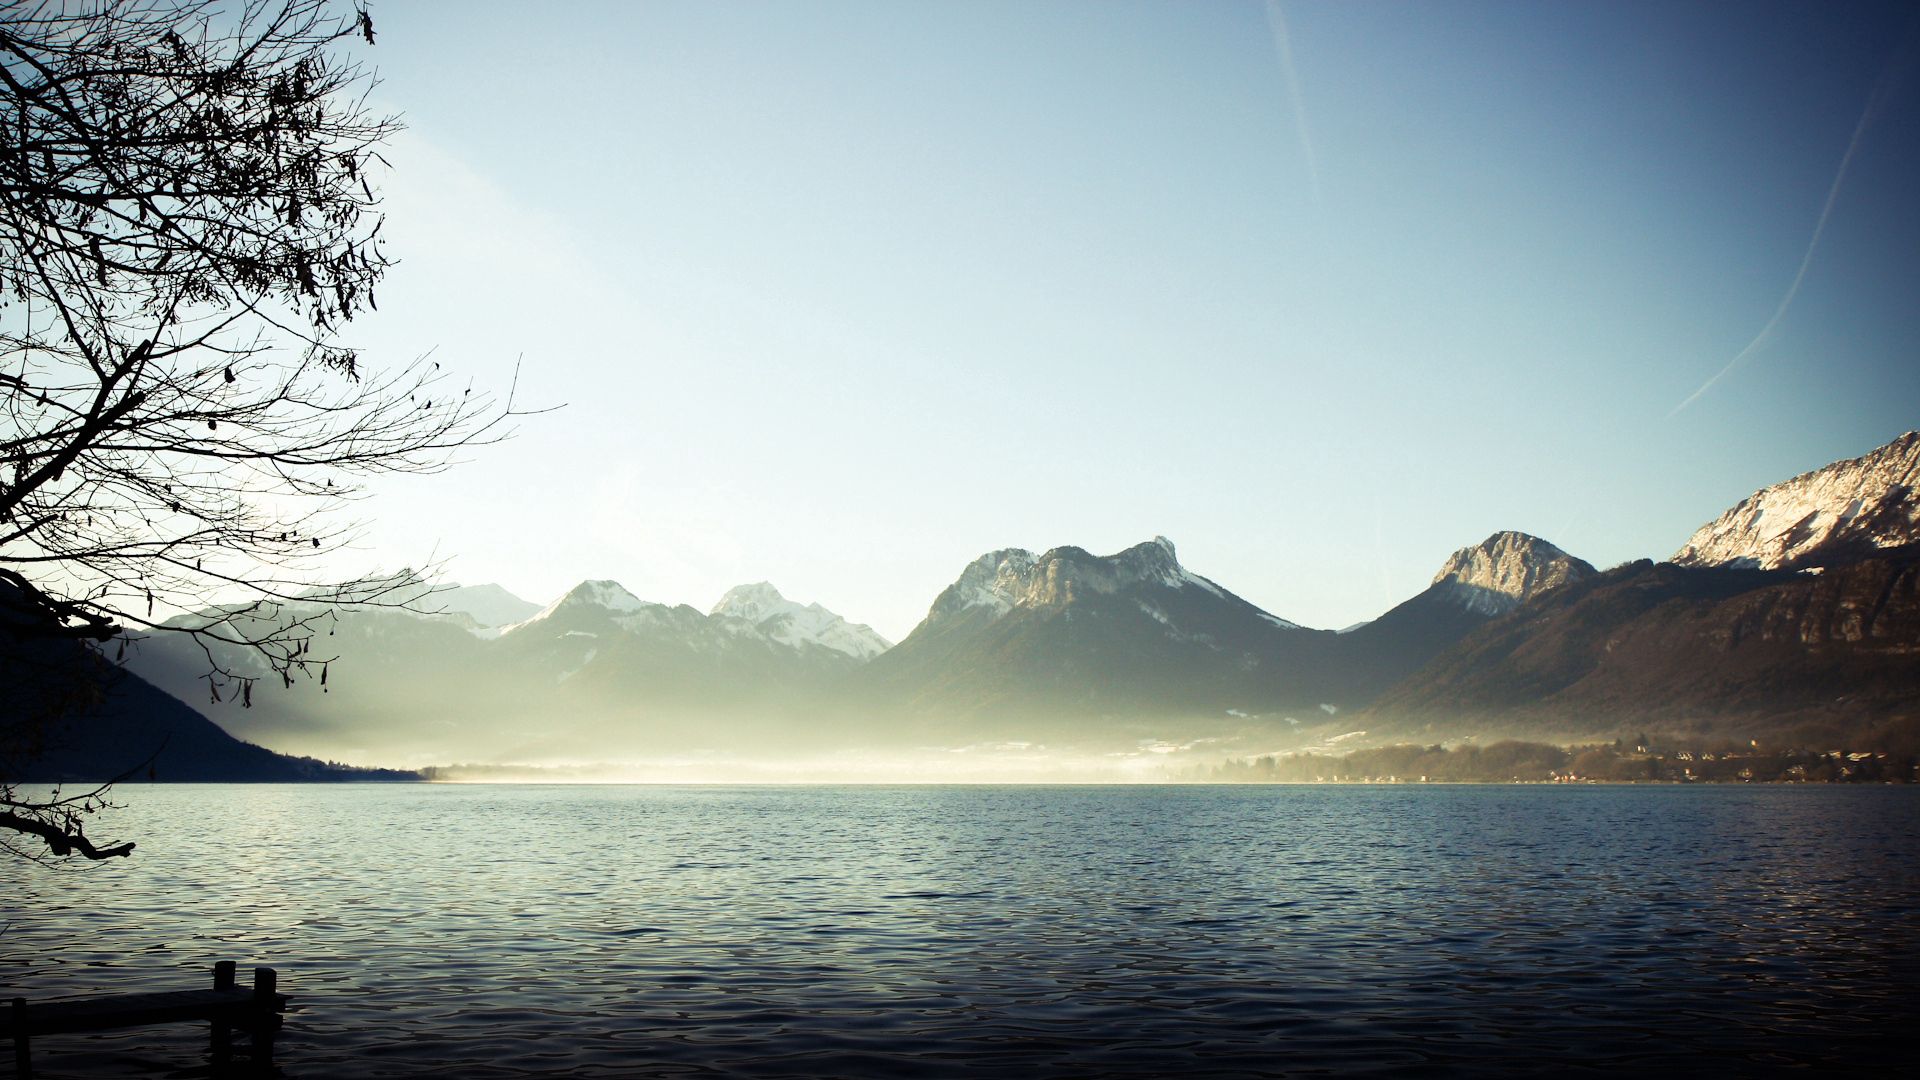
251;968;278;1073
211;961;237;1064
7;961;287;1078
11;997;31;1080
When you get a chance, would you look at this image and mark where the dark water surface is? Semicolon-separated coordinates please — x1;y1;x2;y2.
4;784;1917;1077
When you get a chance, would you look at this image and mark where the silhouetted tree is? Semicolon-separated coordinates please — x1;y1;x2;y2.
1;0;519;861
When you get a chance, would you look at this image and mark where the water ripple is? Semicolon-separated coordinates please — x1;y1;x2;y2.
2;784;1916;1077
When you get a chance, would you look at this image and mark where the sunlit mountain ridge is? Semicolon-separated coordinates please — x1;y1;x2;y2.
88;431;1920;777
1365;432;1920;752
115;531;1592;770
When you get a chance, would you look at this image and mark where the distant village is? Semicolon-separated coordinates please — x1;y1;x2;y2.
1191;739;1917;784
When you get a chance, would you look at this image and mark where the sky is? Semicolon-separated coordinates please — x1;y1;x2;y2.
333;0;1920;642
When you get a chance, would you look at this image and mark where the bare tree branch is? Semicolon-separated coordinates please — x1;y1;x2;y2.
0;808;134;858
1;0;529;862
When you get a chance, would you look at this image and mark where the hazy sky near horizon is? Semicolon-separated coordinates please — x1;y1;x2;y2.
339;0;1920;641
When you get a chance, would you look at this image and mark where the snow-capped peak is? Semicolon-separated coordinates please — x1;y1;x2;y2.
502;579;661;635
557;579;651;614
708;581;790;623
931;547;1039;618
1126;536;1227;598
710;582;892;660
927;537;1238;621
1430;531;1594;616
1673;431;1920;570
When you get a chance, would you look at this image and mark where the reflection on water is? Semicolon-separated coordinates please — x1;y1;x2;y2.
3;784;1916;1077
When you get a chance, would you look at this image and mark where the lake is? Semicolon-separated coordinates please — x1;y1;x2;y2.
4;784;1917;1077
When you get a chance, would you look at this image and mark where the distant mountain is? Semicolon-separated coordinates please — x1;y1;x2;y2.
125;595;498;762
98;436;1920;770
128;541;1580;763
1365;434;1920;752
848;532;1598;740
501;578;690;664
711;582;891;660
493;578;883;676
124;578;883;763
850;538;1344;735
1336;532;1594;699
427;582;543;632
494;581;882;759
1426;531;1595;615
1674;430;1920;570
1362;553;1920;751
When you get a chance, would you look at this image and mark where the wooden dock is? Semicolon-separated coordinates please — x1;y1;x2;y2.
4;961;286;1079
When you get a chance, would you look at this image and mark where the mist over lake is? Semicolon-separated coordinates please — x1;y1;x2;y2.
5;1;1920;1077
5;783;1915;1077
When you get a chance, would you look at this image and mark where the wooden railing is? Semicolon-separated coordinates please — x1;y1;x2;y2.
4;961;286;1079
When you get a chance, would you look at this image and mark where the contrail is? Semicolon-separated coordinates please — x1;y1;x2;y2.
1669;45;1910;418
1264;0;1322;207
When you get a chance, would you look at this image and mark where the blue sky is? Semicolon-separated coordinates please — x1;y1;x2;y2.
342;1;1920;640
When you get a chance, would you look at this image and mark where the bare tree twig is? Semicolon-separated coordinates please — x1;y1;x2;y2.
2;0;528;862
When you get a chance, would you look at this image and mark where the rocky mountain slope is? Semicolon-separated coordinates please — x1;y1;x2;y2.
1363;553;1920;751
848;532;1596;737
850;539;1327;740
1366;434;1920;752
1426;532;1595;615
1674;431;1920;569
1336;531;1594;699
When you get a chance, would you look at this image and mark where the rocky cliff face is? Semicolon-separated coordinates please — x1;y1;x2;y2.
925;537;1250;622
1364;551;1920;750
856;537;1329;728
847;531;1615;732
1429;531;1596;615
1674;431;1920;570
1333;532;1594;700
1365;457;1920;750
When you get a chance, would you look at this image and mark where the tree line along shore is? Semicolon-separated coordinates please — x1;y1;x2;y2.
1189;739;1918;784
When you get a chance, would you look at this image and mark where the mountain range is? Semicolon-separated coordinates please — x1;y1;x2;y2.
116;576;892;765
41;430;1920;775
1366;431;1920;752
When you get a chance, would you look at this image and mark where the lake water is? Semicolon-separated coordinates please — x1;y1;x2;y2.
4;784;1917;1077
